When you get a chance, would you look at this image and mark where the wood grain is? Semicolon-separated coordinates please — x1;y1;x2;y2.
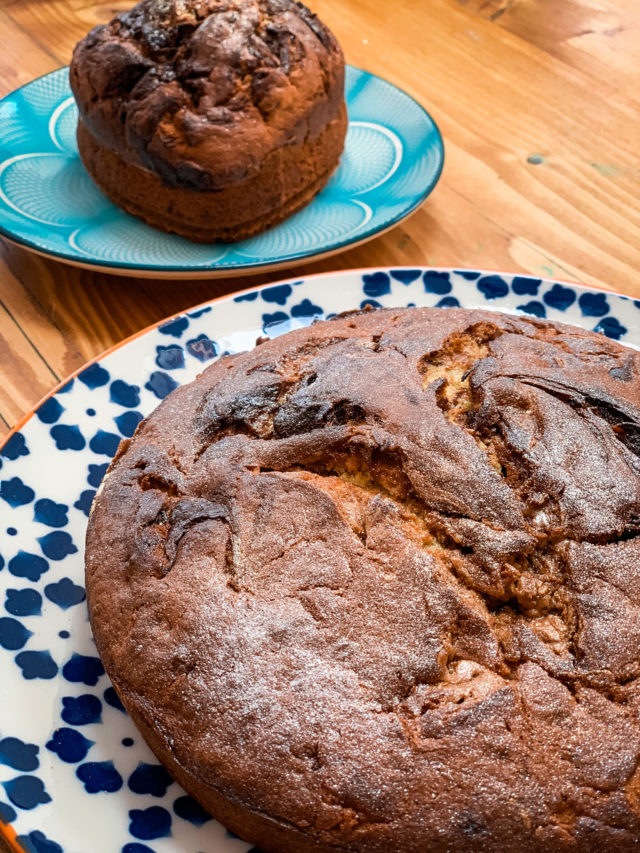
0;0;639;448
0;5;638;849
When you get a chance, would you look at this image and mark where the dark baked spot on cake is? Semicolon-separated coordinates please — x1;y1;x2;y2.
87;307;640;851
459;814;489;837
610;358;634;383
162;497;229;574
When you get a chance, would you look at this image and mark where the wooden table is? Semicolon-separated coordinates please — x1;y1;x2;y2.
1;0;639;445
0;2;639;849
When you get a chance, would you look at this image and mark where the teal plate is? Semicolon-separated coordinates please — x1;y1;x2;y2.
0;66;444;278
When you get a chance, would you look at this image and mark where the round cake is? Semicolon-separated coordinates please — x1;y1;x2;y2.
69;0;347;242
86;306;640;852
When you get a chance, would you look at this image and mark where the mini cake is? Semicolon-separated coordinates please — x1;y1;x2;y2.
86;307;640;852
70;0;347;242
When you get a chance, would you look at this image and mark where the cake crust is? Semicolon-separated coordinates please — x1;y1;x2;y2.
86;306;640;852
75;106;346;242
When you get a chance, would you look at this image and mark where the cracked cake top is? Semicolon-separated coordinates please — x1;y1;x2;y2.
70;0;345;189
86;306;640;852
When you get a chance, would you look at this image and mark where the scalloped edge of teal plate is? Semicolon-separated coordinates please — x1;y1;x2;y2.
0;66;444;278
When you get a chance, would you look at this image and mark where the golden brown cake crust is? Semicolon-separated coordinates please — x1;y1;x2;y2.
75;106;346;242
69;0;346;190
86;307;640;852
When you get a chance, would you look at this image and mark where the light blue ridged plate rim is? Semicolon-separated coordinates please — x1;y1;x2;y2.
0;267;635;853
0;67;444;278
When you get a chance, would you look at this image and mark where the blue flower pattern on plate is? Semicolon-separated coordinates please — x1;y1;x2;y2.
0;268;637;853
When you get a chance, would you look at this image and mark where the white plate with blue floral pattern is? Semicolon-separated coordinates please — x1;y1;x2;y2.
0;67;443;278
0;267;635;853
